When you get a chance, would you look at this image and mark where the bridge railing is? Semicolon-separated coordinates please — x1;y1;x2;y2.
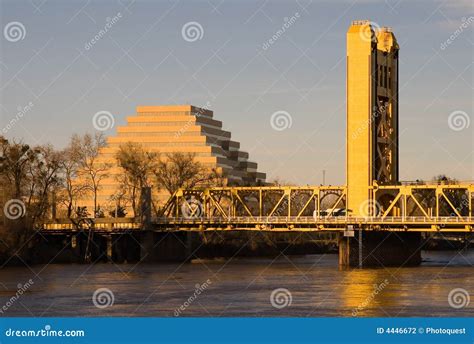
153;215;473;224
39;215;473;232
38;183;473;231
41;218;142;231
162;184;473;222
373;183;473;220
39;216;472;230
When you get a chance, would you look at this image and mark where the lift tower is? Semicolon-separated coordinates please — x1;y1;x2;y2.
346;21;399;215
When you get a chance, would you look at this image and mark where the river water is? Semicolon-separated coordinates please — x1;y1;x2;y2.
0;250;472;317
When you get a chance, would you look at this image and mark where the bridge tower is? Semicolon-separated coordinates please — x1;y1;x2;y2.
346;21;399;216
342;21;421;267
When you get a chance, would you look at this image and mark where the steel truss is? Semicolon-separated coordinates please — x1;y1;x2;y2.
159;184;474;232
40;184;474;233
374;182;474;219
163;186;347;219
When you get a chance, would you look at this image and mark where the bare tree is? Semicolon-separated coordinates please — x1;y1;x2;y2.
0;136;37;198
432;175;467;216
25;144;63;222
268;177;292;186
0;137;34;256
154;152;215;194
206;167;227;187
58;144;88;218
0;138;64;260
72;133;110;217
109;185;129;218
115;142;157;216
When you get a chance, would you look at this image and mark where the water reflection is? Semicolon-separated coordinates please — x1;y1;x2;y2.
0;250;472;317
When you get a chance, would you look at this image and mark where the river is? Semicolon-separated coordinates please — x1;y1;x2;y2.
0;250;472;317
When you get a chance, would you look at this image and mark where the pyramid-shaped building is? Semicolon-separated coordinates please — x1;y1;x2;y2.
92;105;266;211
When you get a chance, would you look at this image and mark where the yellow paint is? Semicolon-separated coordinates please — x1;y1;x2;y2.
346;21;399;216
74;105;265;215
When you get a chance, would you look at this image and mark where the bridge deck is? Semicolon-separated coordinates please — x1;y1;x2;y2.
39;216;473;234
39;183;474;234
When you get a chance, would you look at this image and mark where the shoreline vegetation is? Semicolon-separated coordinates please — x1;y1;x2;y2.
1;134;471;266
0;132;228;266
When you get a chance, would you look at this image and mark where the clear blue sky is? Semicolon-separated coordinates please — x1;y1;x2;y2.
0;0;472;185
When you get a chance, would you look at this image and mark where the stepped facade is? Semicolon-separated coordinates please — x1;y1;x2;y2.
85;105;266;214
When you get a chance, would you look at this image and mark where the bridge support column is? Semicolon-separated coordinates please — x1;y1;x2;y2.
140;231;197;263
339;230;422;268
140;231;154;262
106;235;113;262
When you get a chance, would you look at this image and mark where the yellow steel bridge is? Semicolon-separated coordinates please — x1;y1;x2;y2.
40;21;473;236
42;182;474;233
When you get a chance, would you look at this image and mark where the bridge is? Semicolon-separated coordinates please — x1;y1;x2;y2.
38;21;473;267
160;183;473;231
43;182;474;232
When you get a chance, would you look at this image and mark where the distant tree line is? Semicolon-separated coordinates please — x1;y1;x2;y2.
0;133;224;224
0;132;470;261
0;133;227;261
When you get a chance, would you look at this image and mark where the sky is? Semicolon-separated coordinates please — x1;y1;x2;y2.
0;0;472;185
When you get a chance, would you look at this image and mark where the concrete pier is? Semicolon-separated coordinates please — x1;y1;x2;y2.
106;235;112;262
32;230;338;265
339;230;422;267
140;231;197;263
33;232;140;264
